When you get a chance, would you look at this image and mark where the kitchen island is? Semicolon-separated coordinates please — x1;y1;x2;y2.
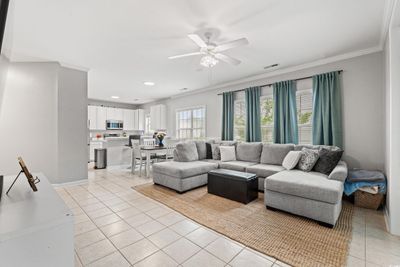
89;137;131;167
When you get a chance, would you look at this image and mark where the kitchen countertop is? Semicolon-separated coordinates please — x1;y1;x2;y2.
91;137;129;142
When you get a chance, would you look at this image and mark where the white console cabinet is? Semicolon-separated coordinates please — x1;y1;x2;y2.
0;173;74;267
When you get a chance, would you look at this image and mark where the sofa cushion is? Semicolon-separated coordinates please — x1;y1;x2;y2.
153;161;218;179
219;161;257;172
200;159;221;167
220;146;236;162
236;142;262;163
260;144;294;165
174;141;199;162
194;141;207;160
297;148;319;172
246;164;285;178
265;170;344;204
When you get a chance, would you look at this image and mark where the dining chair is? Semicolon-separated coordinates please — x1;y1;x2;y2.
156;139;178;162
143;138;156;147
132;143;156;176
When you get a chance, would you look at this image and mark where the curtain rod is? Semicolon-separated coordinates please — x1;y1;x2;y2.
217;70;343;96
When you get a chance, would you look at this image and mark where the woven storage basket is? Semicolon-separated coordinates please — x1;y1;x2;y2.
354;190;384;210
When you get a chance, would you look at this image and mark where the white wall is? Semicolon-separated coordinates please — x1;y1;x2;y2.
140;52;385;171
0;55;9;115
0;62;59;180
384;2;400;236
58;67;88;183
0;62;88;184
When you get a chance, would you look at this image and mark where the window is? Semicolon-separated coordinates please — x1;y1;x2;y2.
260;96;274;143
297;90;313;144
176;107;206;139
234;100;246;141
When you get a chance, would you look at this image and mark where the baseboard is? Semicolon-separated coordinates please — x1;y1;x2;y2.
52;178;88;188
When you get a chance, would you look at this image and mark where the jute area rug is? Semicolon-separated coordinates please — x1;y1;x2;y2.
133;184;353;267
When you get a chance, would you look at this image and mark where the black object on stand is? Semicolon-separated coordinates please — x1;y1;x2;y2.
6;157;40;195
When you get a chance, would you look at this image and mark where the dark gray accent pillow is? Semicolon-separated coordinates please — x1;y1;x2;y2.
206;142;213;159
194;141;207;160
297;148;319;172
313;148;344;175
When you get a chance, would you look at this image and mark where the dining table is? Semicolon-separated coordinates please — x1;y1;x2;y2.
138;146;167;178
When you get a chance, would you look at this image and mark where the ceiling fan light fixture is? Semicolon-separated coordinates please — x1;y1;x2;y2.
200;55;218;68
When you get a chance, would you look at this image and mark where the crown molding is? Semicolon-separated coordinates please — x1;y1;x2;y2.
380;0;398;48
170;45;382;100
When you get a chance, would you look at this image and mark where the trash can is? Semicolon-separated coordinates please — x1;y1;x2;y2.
94;148;107;169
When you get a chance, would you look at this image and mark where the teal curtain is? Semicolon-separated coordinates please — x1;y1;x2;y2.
221;92;234;140
245;87;261;142
312;71;342;147
273;80;298;144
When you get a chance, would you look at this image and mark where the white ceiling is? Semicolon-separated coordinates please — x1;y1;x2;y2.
3;0;389;104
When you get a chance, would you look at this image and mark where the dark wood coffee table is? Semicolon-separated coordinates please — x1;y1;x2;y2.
207;169;258;204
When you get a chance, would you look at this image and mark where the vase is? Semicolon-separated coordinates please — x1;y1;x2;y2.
158;139;164;147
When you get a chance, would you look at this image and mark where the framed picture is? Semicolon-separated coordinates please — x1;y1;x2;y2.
6;157;40;195
17;157;38;192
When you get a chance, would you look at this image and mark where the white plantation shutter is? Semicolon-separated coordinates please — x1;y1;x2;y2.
297;90;313;144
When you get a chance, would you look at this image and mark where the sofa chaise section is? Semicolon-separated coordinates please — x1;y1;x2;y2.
264;162;347;226
153;161;218;193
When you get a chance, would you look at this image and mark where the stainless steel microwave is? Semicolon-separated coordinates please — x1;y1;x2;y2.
106;120;123;130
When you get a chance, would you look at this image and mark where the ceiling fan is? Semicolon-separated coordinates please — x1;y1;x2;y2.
168;32;249;68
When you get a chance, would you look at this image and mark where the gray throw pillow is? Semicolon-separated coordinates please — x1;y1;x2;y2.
313;148;344;175
174;141;199;162
282;151;302;170
211;143;221;160
297;148;319;172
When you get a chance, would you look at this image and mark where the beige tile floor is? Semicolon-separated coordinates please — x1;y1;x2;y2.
55;167;400;267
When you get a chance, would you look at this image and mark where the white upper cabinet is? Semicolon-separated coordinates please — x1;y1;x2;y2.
96;106;107;130
123;109;135;131
105;107;123;121
150;104;166;130
88;105;97;130
88;105;143;131
137;109;145;131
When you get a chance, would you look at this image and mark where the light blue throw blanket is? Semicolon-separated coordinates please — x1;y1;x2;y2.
344;169;386;196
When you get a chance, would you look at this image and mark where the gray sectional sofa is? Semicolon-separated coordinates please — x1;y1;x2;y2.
152;141;348;226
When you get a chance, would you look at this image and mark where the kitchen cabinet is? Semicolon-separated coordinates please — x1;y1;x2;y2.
123;109;135;130
137;109;145;131
106;107;123;121
88;105;97;130
96;106;107;130
150;104;166;130
88;105;143;131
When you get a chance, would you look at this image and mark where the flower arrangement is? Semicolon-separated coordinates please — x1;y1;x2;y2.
156;132;166;141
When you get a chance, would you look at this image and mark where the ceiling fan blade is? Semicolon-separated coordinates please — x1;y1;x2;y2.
168;52;203;59
214;53;241;65
214;38;249;52
187;34;207;48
